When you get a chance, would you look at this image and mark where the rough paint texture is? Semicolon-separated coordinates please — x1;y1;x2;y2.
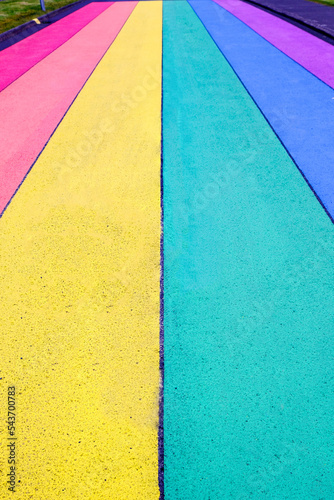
190;0;334;221
239;0;334;38
163;2;334;498
1;0;334;498
213;0;334;89
0;2;162;498
0;1;136;215
0;2;113;92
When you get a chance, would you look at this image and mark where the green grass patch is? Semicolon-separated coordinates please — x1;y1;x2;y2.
0;0;79;34
308;0;334;5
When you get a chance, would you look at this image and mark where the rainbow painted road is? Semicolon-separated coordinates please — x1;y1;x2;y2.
0;0;333;498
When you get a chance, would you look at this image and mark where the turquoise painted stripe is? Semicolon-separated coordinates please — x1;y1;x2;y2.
189;0;334;223
163;2;334;498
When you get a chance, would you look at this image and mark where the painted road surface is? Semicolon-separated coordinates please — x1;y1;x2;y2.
0;2;113;92
190;0;334;221
213;0;334;89
0;2;161;498
239;0;334;39
1;0;334;498
0;1;136;215
164;2;334;498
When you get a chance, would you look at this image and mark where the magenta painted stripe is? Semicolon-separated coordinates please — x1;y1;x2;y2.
0;1;137;215
213;0;334;89
0;2;113;93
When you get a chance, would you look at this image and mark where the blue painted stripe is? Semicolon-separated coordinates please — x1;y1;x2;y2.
163;1;334;498
190;0;334;224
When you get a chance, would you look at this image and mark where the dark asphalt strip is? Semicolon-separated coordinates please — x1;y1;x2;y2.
240;0;334;43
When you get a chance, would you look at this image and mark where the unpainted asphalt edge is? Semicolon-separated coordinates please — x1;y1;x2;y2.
240;0;334;46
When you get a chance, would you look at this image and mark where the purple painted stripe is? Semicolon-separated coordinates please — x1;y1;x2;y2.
213;0;334;89
239;0;334;38
159;26;164;499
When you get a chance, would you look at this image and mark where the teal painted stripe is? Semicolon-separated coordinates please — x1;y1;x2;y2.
163;2;334;499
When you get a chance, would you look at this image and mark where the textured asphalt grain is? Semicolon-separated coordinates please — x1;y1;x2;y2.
0;2;162;498
240;0;334;38
163;1;334;498
0;1;136;215
213;0;334;89
0;2;112;92
190;0;334;222
1;0;334;497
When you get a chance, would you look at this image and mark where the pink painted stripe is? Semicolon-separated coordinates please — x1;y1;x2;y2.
213;0;334;89
0;2;113;93
0;1;137;215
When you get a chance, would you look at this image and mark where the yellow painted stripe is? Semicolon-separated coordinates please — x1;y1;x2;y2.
33;18;41;24
0;2;162;499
